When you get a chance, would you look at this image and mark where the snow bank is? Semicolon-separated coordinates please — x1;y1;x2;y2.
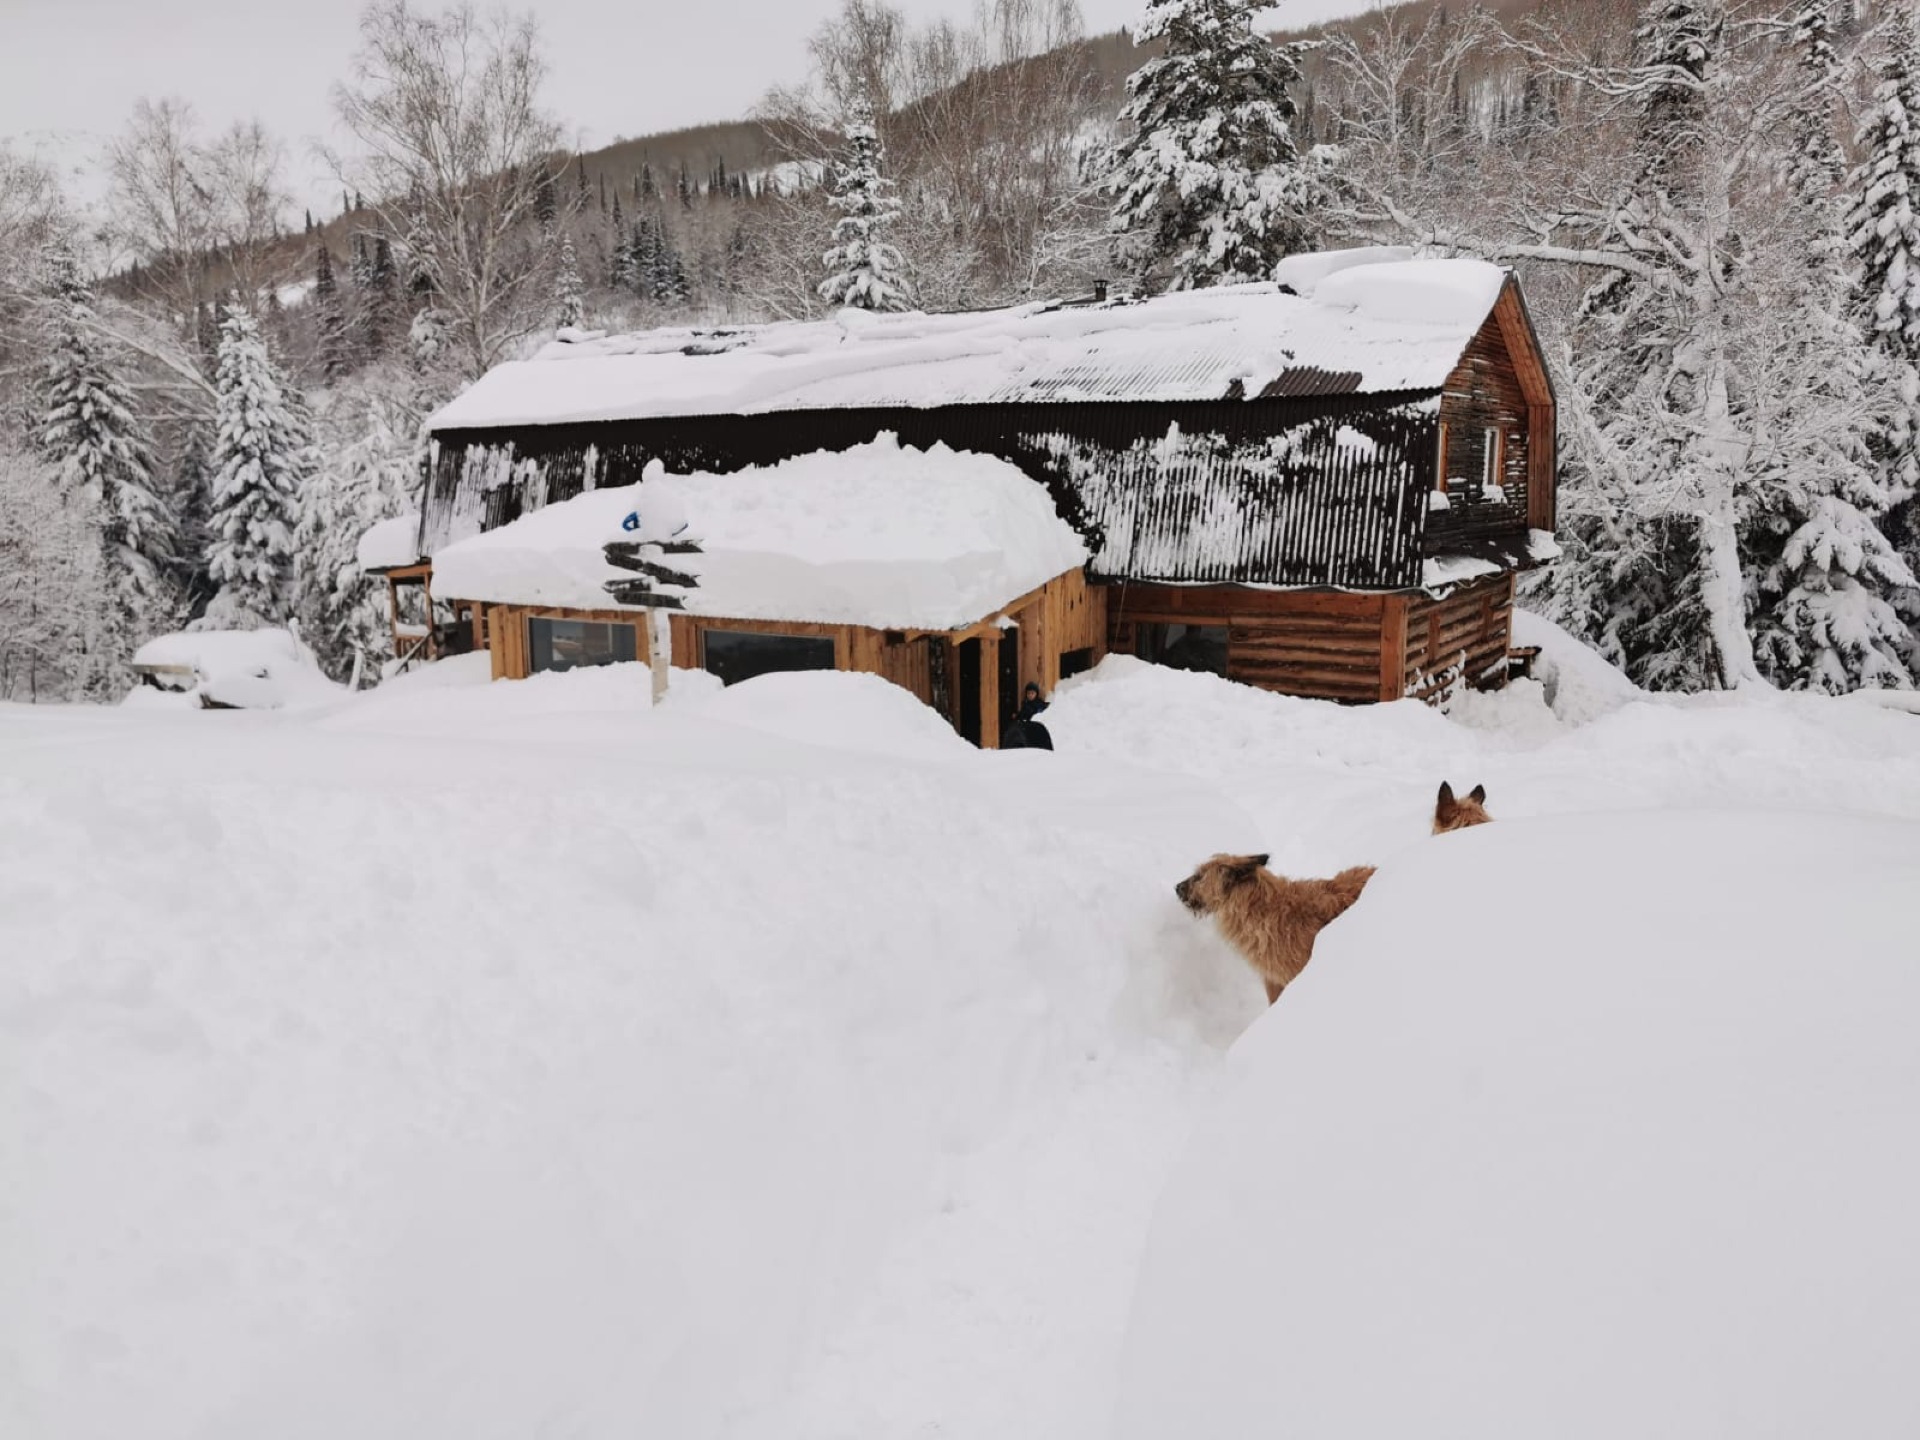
427;254;1510;431
354;511;423;572
1115;811;1920;1440
686;670;973;763
0;665;1251;1440
130;628;342;709
430;435;1089;630
1512;607;1643;726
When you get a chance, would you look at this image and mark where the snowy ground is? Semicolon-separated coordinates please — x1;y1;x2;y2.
4;621;1919;1439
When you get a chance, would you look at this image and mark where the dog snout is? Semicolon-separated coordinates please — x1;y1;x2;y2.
1174;877;1191;904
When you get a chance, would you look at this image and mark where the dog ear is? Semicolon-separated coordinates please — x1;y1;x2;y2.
1468;783;1486;805
1437;781;1455;808
1225;854;1269;886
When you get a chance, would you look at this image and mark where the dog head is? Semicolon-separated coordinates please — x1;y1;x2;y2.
1433;782;1492;834
1175;853;1270;915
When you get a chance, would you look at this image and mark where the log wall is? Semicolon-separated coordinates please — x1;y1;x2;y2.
1401;573;1517;702
474;568;1098;744
1107;583;1393;704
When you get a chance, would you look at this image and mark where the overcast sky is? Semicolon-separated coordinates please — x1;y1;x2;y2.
1;0;1377;211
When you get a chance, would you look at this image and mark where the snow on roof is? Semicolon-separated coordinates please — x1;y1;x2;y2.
428;253;1511;432
355;511;424;573
428;435;1090;630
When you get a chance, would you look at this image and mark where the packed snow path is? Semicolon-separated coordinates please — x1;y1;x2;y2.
5;630;1919;1439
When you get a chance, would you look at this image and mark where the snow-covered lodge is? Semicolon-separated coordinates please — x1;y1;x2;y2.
392;247;1558;743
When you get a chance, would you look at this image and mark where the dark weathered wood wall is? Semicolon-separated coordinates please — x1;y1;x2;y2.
425;390;1445;591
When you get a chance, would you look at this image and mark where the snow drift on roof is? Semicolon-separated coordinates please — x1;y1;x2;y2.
355;512;424;573
428;254;1511;432
429;435;1089;630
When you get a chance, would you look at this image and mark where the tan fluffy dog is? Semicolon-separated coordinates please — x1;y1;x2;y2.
1175;854;1376;1004
1433;782;1492;834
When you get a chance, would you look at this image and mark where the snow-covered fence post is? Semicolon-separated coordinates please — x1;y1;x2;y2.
604;483;701;706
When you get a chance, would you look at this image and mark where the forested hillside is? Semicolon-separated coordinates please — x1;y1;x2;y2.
0;0;1912;702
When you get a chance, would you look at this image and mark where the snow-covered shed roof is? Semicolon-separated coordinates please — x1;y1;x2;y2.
428;251;1510;432
355;511;424;573
429;436;1090;631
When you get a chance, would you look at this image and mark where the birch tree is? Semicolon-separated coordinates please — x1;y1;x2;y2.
331;1;574;379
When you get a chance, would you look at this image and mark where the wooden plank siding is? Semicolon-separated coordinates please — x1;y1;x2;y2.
1402;574;1516;701
476;569;1097;744
1427;290;1534;560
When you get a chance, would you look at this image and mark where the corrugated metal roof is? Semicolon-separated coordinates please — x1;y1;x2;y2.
429;255;1512;433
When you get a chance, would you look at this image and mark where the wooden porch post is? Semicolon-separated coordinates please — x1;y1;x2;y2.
1380;594;1410;702
980;632;1001;749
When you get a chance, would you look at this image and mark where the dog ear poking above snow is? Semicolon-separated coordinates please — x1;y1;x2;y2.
1433;782;1492;834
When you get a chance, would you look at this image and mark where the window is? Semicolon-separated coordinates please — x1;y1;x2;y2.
528;617;637;673
702;629;837;686
1059;647;1095;681
1136;623;1228;677
1482;427;1502;489
1434;423;1449;492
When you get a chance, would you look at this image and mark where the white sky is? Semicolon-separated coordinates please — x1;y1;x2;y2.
0;0;1379;213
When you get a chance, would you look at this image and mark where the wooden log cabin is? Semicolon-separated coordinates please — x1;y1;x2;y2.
423;438;1103;747
390;247;1558;740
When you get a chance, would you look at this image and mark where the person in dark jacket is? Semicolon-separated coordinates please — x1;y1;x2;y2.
1003;682;1054;750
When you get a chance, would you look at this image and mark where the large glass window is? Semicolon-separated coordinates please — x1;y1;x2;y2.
528;617;637;673
702;629;837;686
1136;622;1228;676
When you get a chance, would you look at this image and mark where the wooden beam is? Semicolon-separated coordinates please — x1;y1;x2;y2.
1379;594;1409;702
980;633;1001;749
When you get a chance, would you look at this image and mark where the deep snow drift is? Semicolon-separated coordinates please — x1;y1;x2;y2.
5;624;1919;1439
1115;810;1920;1440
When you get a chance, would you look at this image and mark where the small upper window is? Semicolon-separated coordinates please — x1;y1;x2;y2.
1482;427;1501;487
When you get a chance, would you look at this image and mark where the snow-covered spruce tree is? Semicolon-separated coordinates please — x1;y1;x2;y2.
37;235;179;685
1518;0;1916;692
314;241;352;381
1103;0;1318;290
554;233;585;328
819;96;913;312
200;306;307;628
1745;6;1916;692
1848;13;1920;580
0;440;112;702
295;375;423;683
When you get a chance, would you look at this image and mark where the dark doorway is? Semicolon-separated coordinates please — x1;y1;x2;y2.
999;627;1021;734
957;637;982;746
1136;622;1228;676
